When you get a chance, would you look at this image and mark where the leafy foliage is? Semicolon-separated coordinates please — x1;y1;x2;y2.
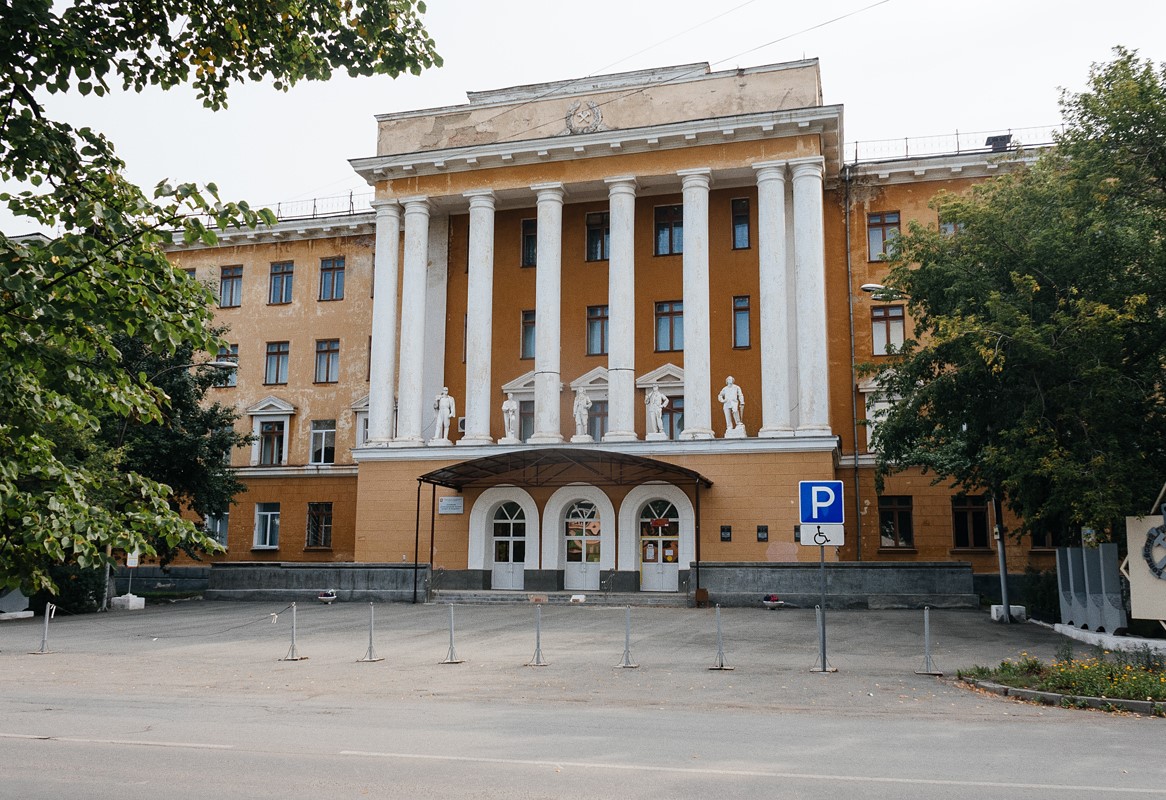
869;48;1166;539
98;334;254;565
0;0;439;593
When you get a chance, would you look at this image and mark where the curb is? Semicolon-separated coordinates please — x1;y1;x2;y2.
967;679;1166;716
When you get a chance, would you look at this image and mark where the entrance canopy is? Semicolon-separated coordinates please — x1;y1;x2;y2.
417;448;713;492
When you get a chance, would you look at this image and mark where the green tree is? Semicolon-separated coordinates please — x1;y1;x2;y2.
100;333;253;565
0;0;440;593
869;47;1166;542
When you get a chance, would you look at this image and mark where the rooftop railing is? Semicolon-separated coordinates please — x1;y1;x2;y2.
847;125;1061;164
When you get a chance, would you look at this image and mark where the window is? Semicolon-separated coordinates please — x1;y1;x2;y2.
216;344;238;387
315;339;340;383
204;511;229;547
310;419;336;465
731;198;750;249
264;342;289;385
519;400;534;442
867;211;900;261
586;305;609;356
732;296;751;348
269;261;294;304
878;496;914;548
952;495;990;549
520;310;536;359
254;502;280;549
586;212;610;261
654;205;683;256
319;257;345;301
259;420;285;466
655;300;683;352
493;502;526;563
871;305;905;355
306;502;333;548
662;396;684;440
565;501;601;565
219;265;242;308
587;400;608;441
521;219;537;267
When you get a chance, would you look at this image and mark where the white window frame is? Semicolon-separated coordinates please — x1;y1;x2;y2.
254;503;280;549
247;396;296;466
205;512;229;547
310;419;336;465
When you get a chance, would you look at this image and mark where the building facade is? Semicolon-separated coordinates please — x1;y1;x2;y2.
167;60;1055;596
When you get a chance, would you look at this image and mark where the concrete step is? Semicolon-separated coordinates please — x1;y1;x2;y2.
430;590;690;608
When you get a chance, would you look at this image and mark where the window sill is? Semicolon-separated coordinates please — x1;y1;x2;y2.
877;547;918;554
308;462;335;468
304;547;332;552
251;546;279;552
949;547;995;554
313;380;340;385
317;297;344;303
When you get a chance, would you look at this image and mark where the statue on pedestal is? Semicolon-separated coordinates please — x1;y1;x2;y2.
645;384;669;436
717;376;745;435
432;387;456;441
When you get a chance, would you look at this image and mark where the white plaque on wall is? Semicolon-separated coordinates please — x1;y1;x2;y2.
438;496;465;515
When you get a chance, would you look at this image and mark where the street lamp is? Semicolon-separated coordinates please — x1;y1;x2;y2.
101;358;237;611
860;283;909;301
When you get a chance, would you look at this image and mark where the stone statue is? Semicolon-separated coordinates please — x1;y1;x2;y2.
572;387;592;437
645;384;669;435
501;392;519;441
718;376;745;434
432;386;456;441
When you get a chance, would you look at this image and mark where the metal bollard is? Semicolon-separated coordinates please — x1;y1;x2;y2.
615;605;638;668
709;604;734;671
915;606;943;676
358;602;384;663
440;603;463;664
526;604;548;667
281;602;306;661
31;602;55;655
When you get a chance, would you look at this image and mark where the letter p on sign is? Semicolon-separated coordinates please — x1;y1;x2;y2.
799;481;845;525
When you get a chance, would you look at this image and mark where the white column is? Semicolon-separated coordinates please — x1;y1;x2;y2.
791;157;831;433
368;200;400;443
392;196;431;445
603;176;637;442
529;183;565;444
754;163;794;437
678;169;713;440
459;191;496;446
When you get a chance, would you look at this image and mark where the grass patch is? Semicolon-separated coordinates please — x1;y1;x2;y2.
959;644;1166;702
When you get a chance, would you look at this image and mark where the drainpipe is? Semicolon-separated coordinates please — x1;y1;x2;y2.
843;163;863;561
412;480;422;604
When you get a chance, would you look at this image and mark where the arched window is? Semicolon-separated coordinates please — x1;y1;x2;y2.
639;500;679;564
493;502;526;563
565;500;601;564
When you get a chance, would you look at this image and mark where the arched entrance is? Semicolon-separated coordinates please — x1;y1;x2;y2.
564;500;602;590
639;499;680;592
491;501;526;590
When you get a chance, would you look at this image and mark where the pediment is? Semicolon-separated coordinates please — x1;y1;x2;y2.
569;366;609;391
350;394;370;412
500;370;536;394
246;395;296;415
635;363;684;391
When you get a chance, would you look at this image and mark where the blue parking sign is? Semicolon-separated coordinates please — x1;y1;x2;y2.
799;481;845;525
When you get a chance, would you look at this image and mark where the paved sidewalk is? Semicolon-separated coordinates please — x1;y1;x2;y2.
0;600;1068;713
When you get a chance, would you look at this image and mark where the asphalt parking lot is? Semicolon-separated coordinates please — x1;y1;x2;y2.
5;601;1165;800
1;599;1067;711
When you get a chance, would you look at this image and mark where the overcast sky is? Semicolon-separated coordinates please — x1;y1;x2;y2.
5;0;1165;233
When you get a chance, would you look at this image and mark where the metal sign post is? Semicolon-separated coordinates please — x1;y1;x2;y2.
799;481;844;674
